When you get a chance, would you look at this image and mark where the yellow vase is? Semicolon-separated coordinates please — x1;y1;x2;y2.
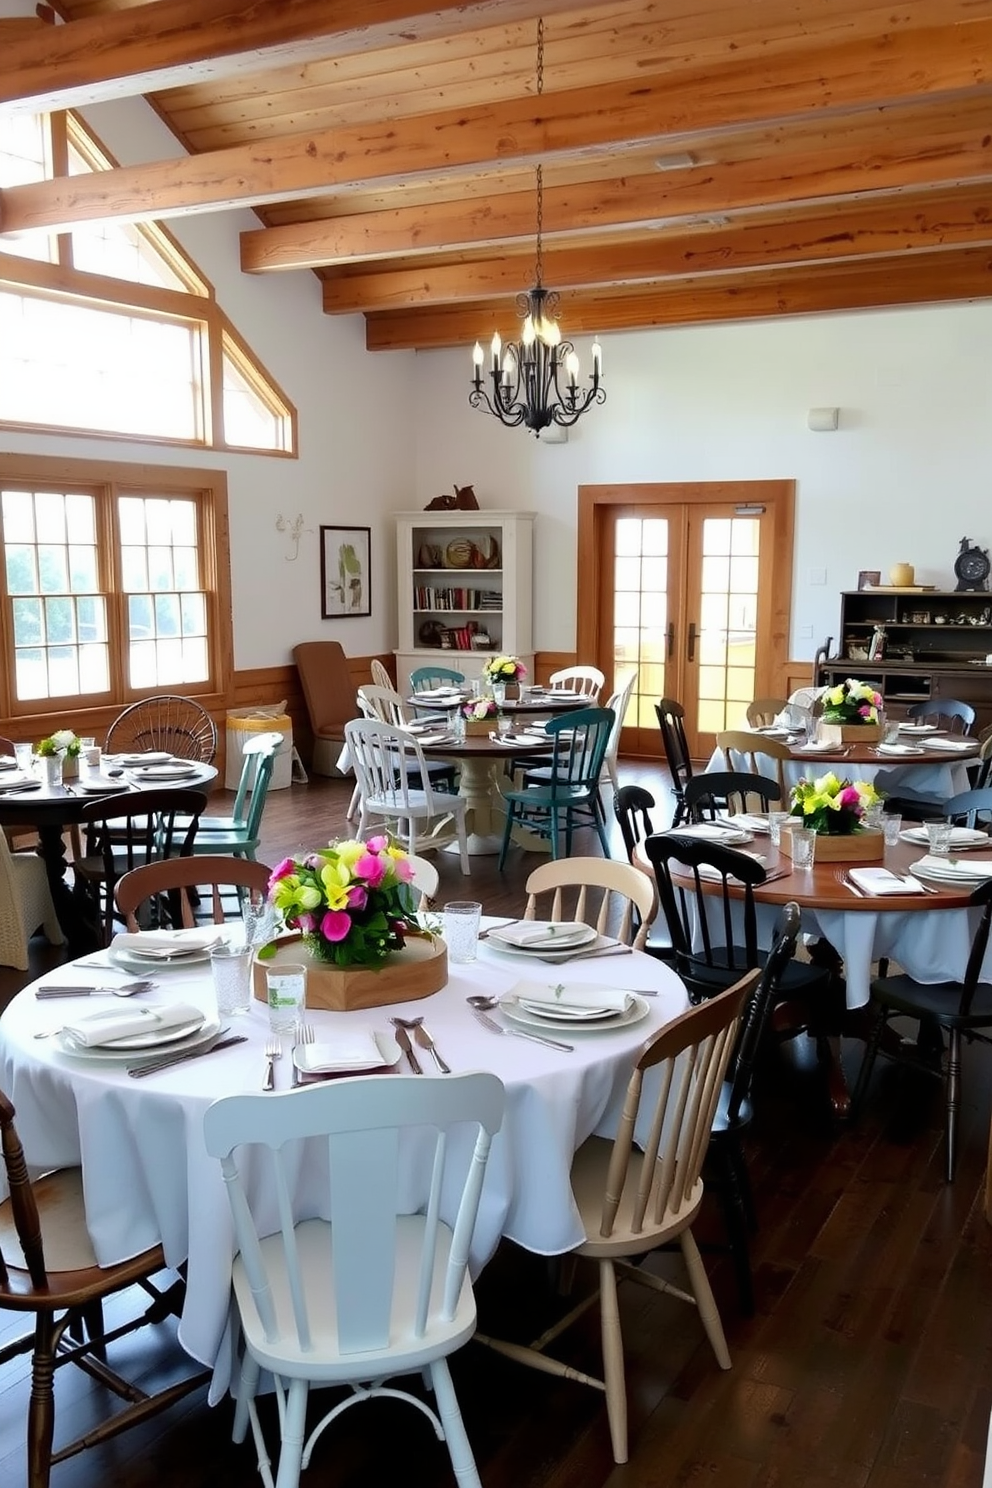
888;562;915;587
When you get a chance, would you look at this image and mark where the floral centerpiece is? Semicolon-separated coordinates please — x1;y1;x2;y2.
462;696;498;734
267;836;421;969
820;678;883;726
36;728;81;759
790;771;881;835
483;655;526;683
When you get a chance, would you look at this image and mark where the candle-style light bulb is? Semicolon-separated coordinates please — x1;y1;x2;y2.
472;341;484;368
592;338;603;380
490;332;501;373
565;351;579;388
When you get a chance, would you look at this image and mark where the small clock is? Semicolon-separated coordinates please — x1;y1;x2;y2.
954;537;991;592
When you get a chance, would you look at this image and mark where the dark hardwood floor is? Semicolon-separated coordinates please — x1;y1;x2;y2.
2;761;992;1487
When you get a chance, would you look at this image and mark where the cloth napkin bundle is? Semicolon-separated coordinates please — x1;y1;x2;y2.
913;854;992;880
493;920;590;948
61;1002;204;1046
511;982;634;1018
919;736;976;752
297;1029;383;1071
848;867;925;896
111;930;219;959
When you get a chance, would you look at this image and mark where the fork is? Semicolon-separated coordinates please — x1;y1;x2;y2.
262;1035;281;1091
472;1007;573;1053
292;1021;316;1086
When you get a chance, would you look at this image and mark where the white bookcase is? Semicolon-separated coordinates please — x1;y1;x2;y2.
394;510;535;694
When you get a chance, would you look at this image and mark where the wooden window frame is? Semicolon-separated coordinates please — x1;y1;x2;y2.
0;452;233;739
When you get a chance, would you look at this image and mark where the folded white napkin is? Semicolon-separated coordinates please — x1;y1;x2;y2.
414;732;451;746
0;773;40;791
510;982;634;1017
913;854;992;880
919;736;976;752
729;813;771;833
677;822;750;842
61;1001;204;1047
877;743;923;755
689;855;766;882
296;1031;383;1071
112;930;220;959
848;867;925;896
492;920;590;948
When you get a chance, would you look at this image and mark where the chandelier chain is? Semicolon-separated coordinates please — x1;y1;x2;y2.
535;18;544;288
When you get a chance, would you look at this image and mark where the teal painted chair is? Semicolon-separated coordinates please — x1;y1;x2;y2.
184;730;283;861
497;706;614;868
410;666;465;691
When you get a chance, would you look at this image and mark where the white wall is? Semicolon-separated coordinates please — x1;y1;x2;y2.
1;96;418;671
412;303;992;660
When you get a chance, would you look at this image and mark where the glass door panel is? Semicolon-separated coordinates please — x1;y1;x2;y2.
608;508;685;755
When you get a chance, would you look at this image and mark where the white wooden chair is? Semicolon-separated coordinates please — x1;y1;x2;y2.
0;828;63;970
406;852;440;909
345;718;470;874
549;664;606;701
202;1072;505;1488
523;855;656;951
369;658;393;690
602;671;637;791
474;975;754;1464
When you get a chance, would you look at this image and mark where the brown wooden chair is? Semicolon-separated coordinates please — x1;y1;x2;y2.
0;1090;208;1488
294;640;359;776
716;730;791;798
474;975;754;1465
745;697;789;727
114;854;273;931
655;698;694;826
104;695;217;762
74;787;206;944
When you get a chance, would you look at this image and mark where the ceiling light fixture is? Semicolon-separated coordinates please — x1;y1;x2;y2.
469;18;605;436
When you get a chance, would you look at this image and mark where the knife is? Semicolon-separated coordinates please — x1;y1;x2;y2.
392;1023;422;1074
537;943;633;964
126;1033;247;1078
413;1024;450;1073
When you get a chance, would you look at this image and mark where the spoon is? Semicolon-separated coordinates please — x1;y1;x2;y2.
466;995;499;1011
391;1015;450;1073
35;979;157;1000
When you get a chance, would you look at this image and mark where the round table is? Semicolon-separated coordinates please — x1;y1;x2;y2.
710;735;978;800
0;929;687;1399
0;761;218;951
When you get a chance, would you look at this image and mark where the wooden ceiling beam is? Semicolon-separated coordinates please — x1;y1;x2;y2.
363;247;992;349
320;184;992;312
3;19;991;236
0;0;597;114
240;99;992;271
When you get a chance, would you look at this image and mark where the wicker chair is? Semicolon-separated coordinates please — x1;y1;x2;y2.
104;696;217;762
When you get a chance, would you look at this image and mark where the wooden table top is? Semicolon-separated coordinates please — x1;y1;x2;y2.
782;740;979;767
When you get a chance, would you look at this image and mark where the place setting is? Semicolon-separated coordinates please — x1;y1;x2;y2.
480;919;633;963
494;980;652;1036
672;820;754;845
107;928;226;972
45;999;223;1064
908;854;992;887
0;772;42;792
291;1026;403;1080
125;759;203;781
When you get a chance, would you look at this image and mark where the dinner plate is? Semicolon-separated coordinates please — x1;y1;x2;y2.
487;921;597;951
909;858;992;885
293;1031;401;1075
794;742;834;753
675;822;753;845
499;991;650;1035
0;755;16;769
57;1016;220;1061
898;723;939;735
0;775;41;792
876;743;925;756
115;752;175;765
127;763;201;780
899;826;991;850
73;777;132;793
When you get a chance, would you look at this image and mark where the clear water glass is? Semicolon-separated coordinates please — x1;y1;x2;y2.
768;811;792;846
865;802;885;830
442;901;483;963
790;826;816;869
13;742;33;772
882;813;903;847
242;898;277;948
264;963;307;1034
925;818;953;856
211;944;254;1015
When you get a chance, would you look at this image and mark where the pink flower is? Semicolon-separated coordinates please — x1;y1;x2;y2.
268;857;296;888
838;786;861;809
296;912;317;933
365;835;389;853
393;857;414;883
346;884;368;909
355;851;386;888
321;909;352;942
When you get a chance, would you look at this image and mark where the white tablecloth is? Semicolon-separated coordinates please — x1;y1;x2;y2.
0;932;687;1400
706;745;972;800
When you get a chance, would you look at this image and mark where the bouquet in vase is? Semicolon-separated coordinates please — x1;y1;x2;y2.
820;678;883;726
267;836;422;968
483;655;526;682
790;772;881;835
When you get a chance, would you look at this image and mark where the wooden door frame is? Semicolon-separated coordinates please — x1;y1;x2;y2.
576;479;795;704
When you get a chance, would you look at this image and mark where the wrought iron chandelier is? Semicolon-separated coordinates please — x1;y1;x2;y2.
469;20;605;436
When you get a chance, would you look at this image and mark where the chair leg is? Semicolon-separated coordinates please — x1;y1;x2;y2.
679;1228;731;1370
946;1026;962;1183
27;1314;57;1488
497;801;515;870
274;1377;308;1488
598;1258;628;1465
711;1141;756;1317
430;1356;482;1488
850;1003;888;1118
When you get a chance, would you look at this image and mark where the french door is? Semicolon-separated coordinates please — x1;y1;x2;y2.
577;482;794;760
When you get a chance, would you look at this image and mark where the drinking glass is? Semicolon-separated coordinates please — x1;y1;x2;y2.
883;722;901;746
442;901;483;963
210;944;254;1016
264;963;307;1034
768;810;792;847
790;826;816;869
925;818;953;856
13;742;33;772
242;897;276;948
882;813;903;847
865;802;885;830
39;754;62;789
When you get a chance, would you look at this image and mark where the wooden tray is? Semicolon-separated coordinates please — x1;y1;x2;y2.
253;931;448;1012
781;827;884;862
817;722;884;745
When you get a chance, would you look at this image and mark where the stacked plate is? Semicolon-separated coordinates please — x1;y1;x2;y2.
909;854;992;887
57;1001;218;1060
74;775;132;793
0;773;41;792
898;723;939;735
127;761;201;780
114;751;174;766
674;821;753;845
109;929;222;971
485;921;597;959
876;742;925;756
900;825;991;852
293;1029;401;1077
498;981;649;1035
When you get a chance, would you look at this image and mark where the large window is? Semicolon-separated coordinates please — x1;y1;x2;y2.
0;111;296;454
0;455;231;719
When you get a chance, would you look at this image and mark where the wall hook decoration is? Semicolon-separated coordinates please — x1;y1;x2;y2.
276;513;311;561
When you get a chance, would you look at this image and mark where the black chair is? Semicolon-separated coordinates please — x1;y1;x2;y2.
613;784;657;863
942;787;992;829
655;698;694;826
498;707;614;868
74;788;206;944
904;698;975;735
851;879;992;1181
684;771;781;822
708;902;803;1315
642;831;832;1008
884;717;983;823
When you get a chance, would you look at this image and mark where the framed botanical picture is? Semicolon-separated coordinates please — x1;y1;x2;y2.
320;525;371;618
857;570;881;591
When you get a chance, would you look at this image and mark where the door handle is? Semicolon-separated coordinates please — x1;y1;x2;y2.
667;622;675;660
687;622;697;663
